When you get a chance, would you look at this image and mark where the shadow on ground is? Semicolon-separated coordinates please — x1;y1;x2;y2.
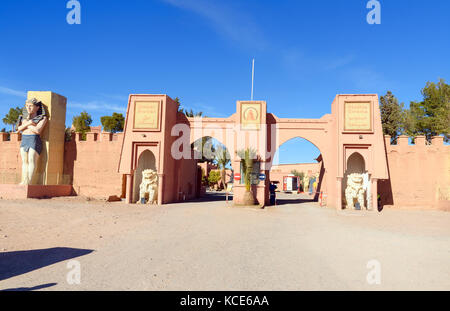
274;198;316;206
0;247;94;281
273;192;318;206
186;191;233;203
1;283;57;291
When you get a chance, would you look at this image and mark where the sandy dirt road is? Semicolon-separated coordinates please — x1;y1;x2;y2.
0;192;449;290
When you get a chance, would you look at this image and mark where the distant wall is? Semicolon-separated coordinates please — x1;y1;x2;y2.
0;133;22;184
379;135;450;210
63;132;124;198
1;132;448;209
269;163;321;186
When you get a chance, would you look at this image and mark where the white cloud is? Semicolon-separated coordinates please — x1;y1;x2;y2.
0;86;27;98
69;100;126;113
342;66;391;91
281;48;355;73
322;55;355;71
161;0;266;50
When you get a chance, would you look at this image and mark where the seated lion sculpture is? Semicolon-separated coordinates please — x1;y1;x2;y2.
345;173;366;210
138;169;158;205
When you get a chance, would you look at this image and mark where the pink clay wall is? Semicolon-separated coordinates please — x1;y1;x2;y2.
1;130;449;210
64;132;125;198
270;163;321;186
0;133;23;184
379;135;450;210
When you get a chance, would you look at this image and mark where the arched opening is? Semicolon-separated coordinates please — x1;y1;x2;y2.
270;137;325;206
343;152;369;210
191;136;233;202
346;152;365;174
133;150;157;203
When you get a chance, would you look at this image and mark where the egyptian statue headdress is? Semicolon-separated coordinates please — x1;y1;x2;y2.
16;98;47;128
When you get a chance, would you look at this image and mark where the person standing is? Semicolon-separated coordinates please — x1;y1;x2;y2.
269;182;277;205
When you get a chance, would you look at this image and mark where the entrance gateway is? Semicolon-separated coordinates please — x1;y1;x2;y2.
118;94;388;210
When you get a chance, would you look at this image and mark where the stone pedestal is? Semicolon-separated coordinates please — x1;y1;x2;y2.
26;91;67;185
0;184;73;199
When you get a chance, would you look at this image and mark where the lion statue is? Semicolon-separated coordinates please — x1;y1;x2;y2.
345;173;366;210
138;169;158;205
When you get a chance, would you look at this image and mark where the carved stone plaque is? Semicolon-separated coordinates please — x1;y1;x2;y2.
241;102;261;130
344;102;372;131
134;101;160;130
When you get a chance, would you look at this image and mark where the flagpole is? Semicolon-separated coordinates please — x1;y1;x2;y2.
251;58;255;101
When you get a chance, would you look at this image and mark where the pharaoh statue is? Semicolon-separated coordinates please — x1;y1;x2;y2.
345;173;366;210
16;98;48;185
303;175;310;192
138;169;158;204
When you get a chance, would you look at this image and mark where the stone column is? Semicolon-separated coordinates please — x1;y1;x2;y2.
158;173;164;205
27;91;67;185
126;173;133;204
336;177;343;210
371;178;378;211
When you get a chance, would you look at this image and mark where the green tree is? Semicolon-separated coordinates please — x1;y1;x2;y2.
100;112;125;133
192;136;215;163
379;91;405;143
207;170;221;187
405;79;450;143
72;111;92;140
291;169;305;181
174;97;204;117
2;106;22;132
174;97;181;111
65;127;74;141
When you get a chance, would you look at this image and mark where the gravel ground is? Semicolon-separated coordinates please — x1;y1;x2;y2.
0;192;449;291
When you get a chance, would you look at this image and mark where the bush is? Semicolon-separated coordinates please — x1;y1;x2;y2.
207;170;221;187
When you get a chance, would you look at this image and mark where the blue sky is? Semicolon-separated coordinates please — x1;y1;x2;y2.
0;0;448;164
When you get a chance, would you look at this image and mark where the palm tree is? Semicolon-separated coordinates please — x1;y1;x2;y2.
215;145;231;189
184;109;203;117
237;147;258;205
174;97;205;117
192;136;215;163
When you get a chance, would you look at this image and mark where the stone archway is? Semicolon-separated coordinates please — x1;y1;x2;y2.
342;152;368;209
133;150;156;203
268;114;334;207
118;94;388;209
346;152;365;174
190;135;233;200
269;136;325;204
